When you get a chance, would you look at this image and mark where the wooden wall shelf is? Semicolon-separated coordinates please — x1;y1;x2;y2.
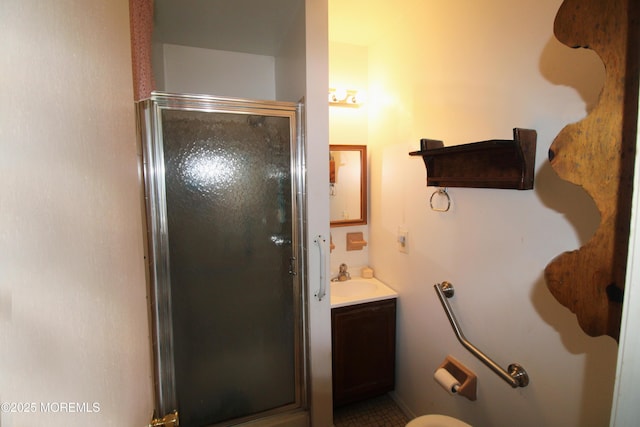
409;128;537;190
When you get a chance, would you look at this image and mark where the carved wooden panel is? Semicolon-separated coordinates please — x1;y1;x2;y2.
545;0;639;340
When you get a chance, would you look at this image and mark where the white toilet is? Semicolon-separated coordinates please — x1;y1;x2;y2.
406;414;472;427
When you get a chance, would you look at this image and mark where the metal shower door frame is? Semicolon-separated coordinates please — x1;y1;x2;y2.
136;92;308;425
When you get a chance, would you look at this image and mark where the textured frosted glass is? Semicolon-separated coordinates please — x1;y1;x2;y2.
161;109;295;426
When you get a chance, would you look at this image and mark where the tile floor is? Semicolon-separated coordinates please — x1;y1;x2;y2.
333;394;410;427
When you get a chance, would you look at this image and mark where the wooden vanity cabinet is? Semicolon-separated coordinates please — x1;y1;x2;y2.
331;298;396;407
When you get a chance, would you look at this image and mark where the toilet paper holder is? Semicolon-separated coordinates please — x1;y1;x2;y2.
434;281;530;388
437;355;477;401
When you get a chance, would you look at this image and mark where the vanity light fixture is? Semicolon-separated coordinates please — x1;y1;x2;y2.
329;88;363;107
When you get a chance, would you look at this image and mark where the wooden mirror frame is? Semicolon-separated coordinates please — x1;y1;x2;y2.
330;145;367;227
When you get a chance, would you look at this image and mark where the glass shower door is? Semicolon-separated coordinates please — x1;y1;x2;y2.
138;93;306;427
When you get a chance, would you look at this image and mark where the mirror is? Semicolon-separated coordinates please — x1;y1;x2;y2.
330;145;367;227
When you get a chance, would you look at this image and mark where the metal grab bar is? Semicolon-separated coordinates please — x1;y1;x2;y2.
434;282;529;388
314;236;327;301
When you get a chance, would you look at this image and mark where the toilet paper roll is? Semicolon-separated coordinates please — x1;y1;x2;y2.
434;368;461;395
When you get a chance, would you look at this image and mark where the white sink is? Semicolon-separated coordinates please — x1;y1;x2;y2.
330;276;398;308
331;280;378;298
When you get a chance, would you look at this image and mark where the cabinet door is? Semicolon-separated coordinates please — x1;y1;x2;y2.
332;299;396;406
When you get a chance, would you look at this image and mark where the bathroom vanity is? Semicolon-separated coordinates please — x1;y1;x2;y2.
330;277;398;407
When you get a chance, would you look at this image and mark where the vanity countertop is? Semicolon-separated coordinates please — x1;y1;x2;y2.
330;276;398;308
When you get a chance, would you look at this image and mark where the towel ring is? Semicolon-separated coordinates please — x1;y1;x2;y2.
430;188;451;212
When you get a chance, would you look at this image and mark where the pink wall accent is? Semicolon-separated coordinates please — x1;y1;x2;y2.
129;0;155;100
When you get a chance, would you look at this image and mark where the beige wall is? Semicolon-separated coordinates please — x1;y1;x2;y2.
330;0;620;426
161;44;277;99
329;43;370;276
0;1;154;425
303;1;333;424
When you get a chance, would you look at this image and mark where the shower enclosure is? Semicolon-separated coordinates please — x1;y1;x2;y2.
137;93;307;427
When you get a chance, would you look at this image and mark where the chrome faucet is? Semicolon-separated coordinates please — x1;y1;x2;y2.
332;263;351;282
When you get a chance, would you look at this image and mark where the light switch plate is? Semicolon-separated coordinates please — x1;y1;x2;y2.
397;228;408;253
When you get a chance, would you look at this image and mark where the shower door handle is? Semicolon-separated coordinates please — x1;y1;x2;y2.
314;235;327;301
